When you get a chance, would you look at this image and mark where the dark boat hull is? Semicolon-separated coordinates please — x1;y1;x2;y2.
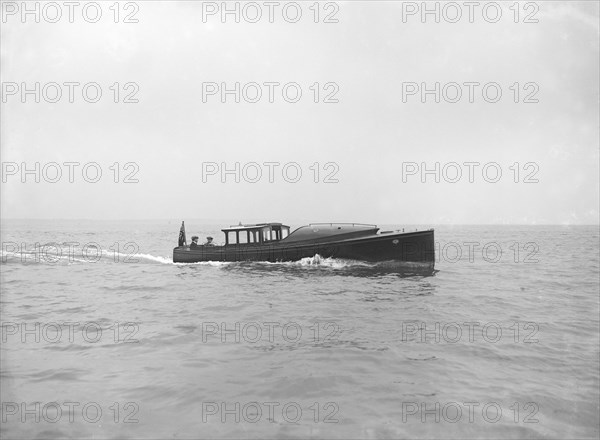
173;229;435;270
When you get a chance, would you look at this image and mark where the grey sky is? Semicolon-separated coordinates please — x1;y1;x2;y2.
1;1;598;224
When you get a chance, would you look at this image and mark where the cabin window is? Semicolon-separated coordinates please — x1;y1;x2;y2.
237;231;248;244
248;230;258;243
225;226;288;244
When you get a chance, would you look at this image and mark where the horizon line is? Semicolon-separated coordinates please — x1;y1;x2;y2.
0;218;599;226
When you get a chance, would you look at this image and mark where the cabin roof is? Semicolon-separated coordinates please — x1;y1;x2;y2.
221;222;289;232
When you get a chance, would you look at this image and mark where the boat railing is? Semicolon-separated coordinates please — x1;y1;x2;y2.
308;222;378;228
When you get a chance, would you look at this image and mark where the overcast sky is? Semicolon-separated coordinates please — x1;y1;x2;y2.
1;1;598;224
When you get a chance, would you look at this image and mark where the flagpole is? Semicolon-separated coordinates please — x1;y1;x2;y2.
179;221;187;247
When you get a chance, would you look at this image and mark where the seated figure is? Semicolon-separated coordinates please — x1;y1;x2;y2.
204;236;215;246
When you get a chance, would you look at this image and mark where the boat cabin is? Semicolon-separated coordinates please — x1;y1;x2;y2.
221;223;290;245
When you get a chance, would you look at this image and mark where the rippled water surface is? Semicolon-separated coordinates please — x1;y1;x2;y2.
1;220;599;439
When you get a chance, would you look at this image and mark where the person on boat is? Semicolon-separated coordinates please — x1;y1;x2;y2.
204;236;215;246
190;236;199;249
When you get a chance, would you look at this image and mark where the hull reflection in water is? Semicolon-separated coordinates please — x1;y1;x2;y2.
219;256;439;278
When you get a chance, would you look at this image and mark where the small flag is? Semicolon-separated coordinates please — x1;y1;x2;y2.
178;221;187;247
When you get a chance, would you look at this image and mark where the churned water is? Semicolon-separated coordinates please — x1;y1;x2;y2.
1;220;598;439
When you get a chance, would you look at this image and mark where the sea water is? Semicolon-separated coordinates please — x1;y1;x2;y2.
1;220;598;439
